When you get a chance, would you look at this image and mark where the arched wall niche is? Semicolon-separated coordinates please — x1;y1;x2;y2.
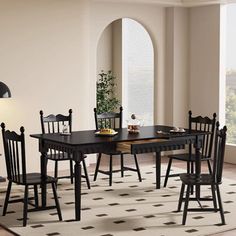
88;3;167;139
96;17;155;125
96;16;156;49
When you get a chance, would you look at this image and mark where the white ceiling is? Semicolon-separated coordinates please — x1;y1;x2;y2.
92;0;236;7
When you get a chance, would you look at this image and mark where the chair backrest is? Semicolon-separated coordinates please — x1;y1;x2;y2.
40;109;72;134
1;123;27;184
94;107;123;130
189;111;217;158
212;122;227;183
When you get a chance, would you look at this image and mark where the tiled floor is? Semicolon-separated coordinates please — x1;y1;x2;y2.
0;154;236;235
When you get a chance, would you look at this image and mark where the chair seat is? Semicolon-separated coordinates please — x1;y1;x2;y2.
180;173;216;185
14;173;57;185
168;153;211;162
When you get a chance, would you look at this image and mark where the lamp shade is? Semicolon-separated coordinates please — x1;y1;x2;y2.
0;82;11;98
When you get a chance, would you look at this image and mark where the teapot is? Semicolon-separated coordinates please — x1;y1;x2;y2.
127;114;142;133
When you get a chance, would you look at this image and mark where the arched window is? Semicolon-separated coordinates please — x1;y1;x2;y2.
97;18;154;126
122;18;154;125
225;4;236;144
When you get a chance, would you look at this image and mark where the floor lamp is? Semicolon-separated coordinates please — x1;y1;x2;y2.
0;82;11;98
0;81;11;182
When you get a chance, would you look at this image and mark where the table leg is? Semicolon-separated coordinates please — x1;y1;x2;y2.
74;159;81;221
40;151;48;207
155;152;161;189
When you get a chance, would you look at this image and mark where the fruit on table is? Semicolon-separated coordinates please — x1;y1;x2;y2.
100;128;115;134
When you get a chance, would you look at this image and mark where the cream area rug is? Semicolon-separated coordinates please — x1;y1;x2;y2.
0;165;236;236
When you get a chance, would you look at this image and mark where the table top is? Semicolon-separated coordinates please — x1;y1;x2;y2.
30;125;206;146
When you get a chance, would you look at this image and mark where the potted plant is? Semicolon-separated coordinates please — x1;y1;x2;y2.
96;70;121;114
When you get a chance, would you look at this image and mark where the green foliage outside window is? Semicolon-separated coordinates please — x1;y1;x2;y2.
226;86;236;143
96;70;121;114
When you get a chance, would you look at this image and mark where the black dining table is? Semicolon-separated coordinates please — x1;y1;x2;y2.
30;125;206;221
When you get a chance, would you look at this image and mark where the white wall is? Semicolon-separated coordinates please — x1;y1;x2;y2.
189;5;221;117
112;20;123;103
97;24;113;73
165;8;175;125
173;8;189;127
0;0;91;174
96;19;122;104
165;7;189;127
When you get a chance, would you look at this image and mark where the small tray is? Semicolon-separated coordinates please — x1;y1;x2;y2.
60;132;71;136
156;130;169;135
128;130;140;134
169;129;186;133
95;131;118;136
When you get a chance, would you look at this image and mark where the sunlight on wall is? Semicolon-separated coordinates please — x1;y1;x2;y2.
225;4;236;144
122;18;154;125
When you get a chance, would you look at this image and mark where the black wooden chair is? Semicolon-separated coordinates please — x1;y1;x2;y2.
40;109;90;189
93;107;142;186
1;123;62;226
163;111;217;187
177;122;227;225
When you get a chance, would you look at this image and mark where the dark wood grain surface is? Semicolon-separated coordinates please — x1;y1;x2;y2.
30;125;206;146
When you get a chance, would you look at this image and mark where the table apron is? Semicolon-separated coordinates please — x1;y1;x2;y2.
131;135;203;154
39;135;204;160
39;140;116;161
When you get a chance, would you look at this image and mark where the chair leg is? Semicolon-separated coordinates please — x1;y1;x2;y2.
182;185;191;225
2;181;12;216
54;161;59;188
82;158;90;189
51;183;62;221
187;160;190;174
216;185;226;225
54;160;58;179
190;161;194;174
23;185;29;227
163;158;172;187
34;185;39;208
109;154;113;186
70;160;74;184
211;184;217;212
177;183;185;212
207;160;212;175
134;154;142;182
190;162;194;195
121;154;124;177
94;153;102;181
